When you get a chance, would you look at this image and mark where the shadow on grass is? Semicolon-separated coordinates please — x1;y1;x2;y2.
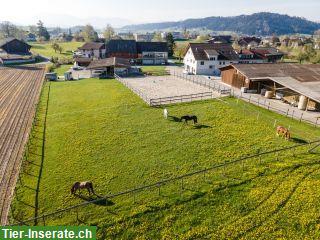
193;124;212;130
291;137;308;144
168;115;181;122
75;194;115;206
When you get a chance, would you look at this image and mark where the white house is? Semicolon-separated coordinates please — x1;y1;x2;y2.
78;42;107;59
183;43;239;75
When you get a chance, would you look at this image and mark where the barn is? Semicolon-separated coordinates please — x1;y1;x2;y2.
86;57;133;77
220;63;320;111
0;38;34;65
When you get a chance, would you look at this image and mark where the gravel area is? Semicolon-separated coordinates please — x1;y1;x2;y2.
123;75;220;101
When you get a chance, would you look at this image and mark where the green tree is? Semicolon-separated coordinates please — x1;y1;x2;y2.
51;42;59;53
37;20;50;41
152;32;163;42
81;25;98;42
296;50;308;64
174;44;186;62
103;24;115;41
57;45;63;54
165;33;175;57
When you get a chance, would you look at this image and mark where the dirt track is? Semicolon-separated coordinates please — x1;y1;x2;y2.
0;65;45;225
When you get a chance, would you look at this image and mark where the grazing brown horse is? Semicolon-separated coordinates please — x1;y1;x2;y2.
71;181;94;195
276;126;291;140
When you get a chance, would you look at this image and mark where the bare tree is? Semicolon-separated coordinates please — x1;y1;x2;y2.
0;21;20;38
103;24;115;41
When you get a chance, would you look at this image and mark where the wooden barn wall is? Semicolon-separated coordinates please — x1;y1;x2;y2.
107;53;138;59
221;68;248;89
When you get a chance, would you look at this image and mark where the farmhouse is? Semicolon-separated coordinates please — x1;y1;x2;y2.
183;43;239;75
134;33;154;42
77;40;168;66
238;47;284;64
0;38;34;65
237;37;262;49
136;42;168;65
207;35;233;44
78;42;107;59
220;63;320;111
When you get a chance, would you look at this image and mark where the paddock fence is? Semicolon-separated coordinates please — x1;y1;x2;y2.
114;74;151;104
9;139;320;226
172;71;320;128
149;92;214;107
232;91;320;128
172;71;232;95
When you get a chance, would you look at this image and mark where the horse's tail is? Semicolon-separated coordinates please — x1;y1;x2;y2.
71;184;75;194
71;182;79;194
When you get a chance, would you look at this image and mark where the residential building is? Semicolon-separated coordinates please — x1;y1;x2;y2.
136;42;168;65
183;43;239;75
78;42;107;59
250;47;284;63
237;49;265;64
77;40;169;66
237;37;262;49
207;35;233;44
161;31;184;40
134;33;154;42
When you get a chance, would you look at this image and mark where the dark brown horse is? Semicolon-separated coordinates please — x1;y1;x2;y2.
180;115;198;124
71;181;94;195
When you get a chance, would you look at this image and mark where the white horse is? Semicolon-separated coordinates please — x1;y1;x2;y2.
163;108;168;119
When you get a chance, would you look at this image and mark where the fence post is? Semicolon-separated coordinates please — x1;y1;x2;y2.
273;120;277;127
268;102;271;110
300;113;304;122
315;118;319;128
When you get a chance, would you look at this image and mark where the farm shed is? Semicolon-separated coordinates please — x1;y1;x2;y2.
0;38;34;65
220;63;320;111
87;57;132;77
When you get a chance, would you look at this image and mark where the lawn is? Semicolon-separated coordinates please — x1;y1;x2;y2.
29;41;83;59
54;64;73;76
12;78;320;239
140;66;169;76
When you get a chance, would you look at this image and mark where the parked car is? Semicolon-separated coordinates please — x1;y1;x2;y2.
71;66;84;71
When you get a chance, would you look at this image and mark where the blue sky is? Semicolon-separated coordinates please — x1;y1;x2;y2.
1;0;319;27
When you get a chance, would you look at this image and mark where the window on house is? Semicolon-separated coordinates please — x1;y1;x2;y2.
209;57;214;61
200;61;204;65
209;65;213;69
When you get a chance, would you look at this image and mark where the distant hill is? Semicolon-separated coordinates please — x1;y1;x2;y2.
121;12;320;36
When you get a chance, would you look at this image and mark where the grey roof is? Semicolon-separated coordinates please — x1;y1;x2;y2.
87;57;131;69
0;38;31;48
204;49;219;56
136;42;168;53
188;43;239;61
223;63;320;103
106;40;137;54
